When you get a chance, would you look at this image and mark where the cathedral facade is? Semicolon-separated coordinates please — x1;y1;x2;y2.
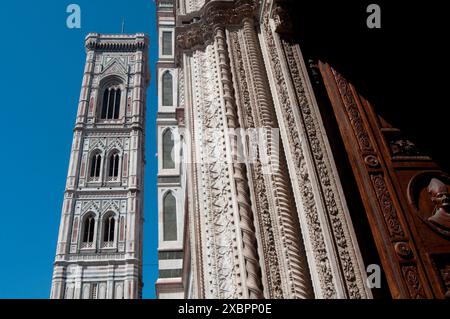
155;0;450;299
51;0;450;300
155;0;371;299
51;33;149;299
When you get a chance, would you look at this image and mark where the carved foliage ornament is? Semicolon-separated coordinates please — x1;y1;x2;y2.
191;44;241;298
282;39;366;299
261;10;336;298
176;0;257;50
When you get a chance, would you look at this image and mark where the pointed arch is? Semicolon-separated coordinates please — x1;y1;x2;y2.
107;150;121;179
101;88;121;119
162;128;175;169
89;150;102;178
82;213;96;244
102;212;116;244
162;71;173;107
163;191;177;241
98;75;124;120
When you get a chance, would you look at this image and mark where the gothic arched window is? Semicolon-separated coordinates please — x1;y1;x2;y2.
103;214;115;243
101;87;121;120
82;214;95;243
162;129;175;169
90;152;102;178
163;192;177;241
108;152;120;178
162;71;173;107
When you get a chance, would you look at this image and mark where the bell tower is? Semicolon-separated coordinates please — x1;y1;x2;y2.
50;33;150;299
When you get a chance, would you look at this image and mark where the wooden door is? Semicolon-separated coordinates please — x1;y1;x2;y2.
319;62;450;299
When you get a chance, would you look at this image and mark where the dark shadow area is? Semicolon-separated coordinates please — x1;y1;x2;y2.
285;0;449;171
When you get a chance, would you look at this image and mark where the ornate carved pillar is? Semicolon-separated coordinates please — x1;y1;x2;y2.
257;1;372;298
228;17;314;298
214;26;264;299
178;0;266;299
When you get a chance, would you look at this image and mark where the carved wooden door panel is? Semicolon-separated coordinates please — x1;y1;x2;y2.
318;62;450;299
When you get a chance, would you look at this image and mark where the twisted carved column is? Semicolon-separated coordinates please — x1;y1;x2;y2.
242;18;314;299
215;26;264;299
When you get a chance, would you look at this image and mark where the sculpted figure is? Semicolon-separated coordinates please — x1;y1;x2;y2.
427;178;450;235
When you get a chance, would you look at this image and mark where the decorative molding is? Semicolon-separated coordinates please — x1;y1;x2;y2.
176;0;257;50
401;265;426;299
260;2;371;298
331;69;374;153
394;242;413;260
229;29;283;299
236;20;314;298
190;42;242;298
261;13;335;298
85;33;148;52
370;174;405;239
215;27;264;299
282;38;371;298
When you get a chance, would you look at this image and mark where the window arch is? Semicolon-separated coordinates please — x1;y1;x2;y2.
103;213;116;243
82;214;96;244
162;129;175;169
108;151;120;178
162;71;173;107
163;192;177;241
90;152;102;178
100;86;121;120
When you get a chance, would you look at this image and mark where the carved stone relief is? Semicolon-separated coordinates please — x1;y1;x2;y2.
259;1;371;298
189;42;242;298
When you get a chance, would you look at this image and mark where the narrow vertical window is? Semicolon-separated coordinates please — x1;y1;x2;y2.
103;214;115;243
108;152;120;178
82;214;95;243
113;89;121;119
162;129;175;169
162;31;172;56
91;283;98;299
101;89;109;119
162;71;173;107
107;89;115;119
100;86;122;120
163;192;177;241
90;153;102;178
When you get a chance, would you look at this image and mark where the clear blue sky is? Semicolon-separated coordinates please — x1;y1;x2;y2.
0;1;159;298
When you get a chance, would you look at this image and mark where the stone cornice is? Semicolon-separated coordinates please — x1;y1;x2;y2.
85;33;149;52
175;0;258;51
